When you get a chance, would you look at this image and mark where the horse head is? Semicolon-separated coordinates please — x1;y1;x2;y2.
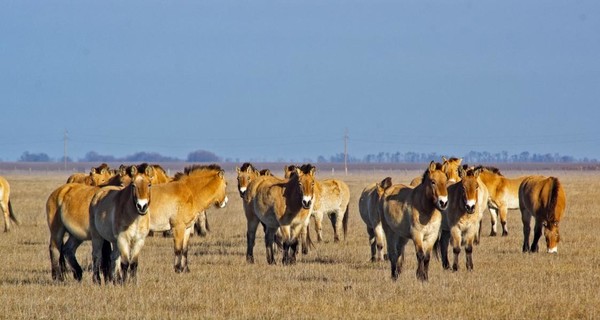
424;161;449;211
543;221;560;253
459;168;481;214
213;169;229;208
236;163;258;197
130;165;153;215
89;163;113;186
294;164;317;210
442;157;462;183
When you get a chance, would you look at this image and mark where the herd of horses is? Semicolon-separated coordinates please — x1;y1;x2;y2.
0;158;565;284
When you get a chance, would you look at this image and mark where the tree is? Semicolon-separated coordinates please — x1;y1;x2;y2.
19;151;51;162
187;150;221;162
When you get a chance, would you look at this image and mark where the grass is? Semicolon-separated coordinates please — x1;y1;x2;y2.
0;169;599;319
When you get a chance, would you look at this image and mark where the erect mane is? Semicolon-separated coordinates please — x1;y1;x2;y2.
92;163;110;173
174;164;223;181
446;157;461;162
240;162;256;172
473;165;503;176
422;162;444;181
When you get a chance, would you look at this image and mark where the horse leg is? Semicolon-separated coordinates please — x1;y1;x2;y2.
313;211;324;242
300;218;309;255
530;219;543;253
172;226;185;272
329;211;340;242
385;231;400;280
521;209;532;253
465;243;474;271
397;237;408;274
489;206;498;236
111;246;123;285
91;236;104;285
475;219;482;245
62;235;83;281
499;205;509;236
289;238;299;265
265;227;278;265
246;216;260;263
451;228;462;272
179;226;193;273
367;227;377;262
440;230;451;270
1;201;9;232
49;228;66;282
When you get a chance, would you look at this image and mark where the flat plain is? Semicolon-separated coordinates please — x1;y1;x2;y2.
0;167;598;319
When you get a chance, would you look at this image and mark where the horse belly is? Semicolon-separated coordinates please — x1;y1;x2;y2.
503;193;520;210
62;211;91;240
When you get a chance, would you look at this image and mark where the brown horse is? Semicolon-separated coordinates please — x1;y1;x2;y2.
148;164;228;273
519;176;566;253
409;157;462;186
439;167;489;271
247;164;317;265
66;163;112;186
0;175;20;232
381;161;449;281
46;167;128;281
359;177;392;262
90;164;154;284
477;166;528;236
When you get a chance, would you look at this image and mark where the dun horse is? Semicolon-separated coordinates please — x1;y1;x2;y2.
381;161;449;281
46;166;124;281
359;177;392;262
246;164;317;264
148;164;228;273
477;166;528;236
90;165;154;284
0;175;20;232
519;175;566;253
66;163;112;186
439;167;489;271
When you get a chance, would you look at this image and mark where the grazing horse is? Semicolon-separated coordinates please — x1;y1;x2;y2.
439;167;489;271
381;161;449;281
0;175;20;232
66;163;112;186
477;166;528;236
247;164;317;265
46;169;127;281
148;164;228;273
519;176;566;254
409;157;462;187
90;165;154;284
359;177;392;262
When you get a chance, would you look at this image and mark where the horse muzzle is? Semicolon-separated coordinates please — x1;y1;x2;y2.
437;196;448;211
136;200;149;215
302;196;312;209
547;247;558;254
465;199;476;214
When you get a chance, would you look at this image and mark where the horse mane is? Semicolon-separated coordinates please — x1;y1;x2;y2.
422;162;444;181
446;157;461;162
174;164;223;181
548;177;561;222
259;169;273;176
473;165;503;176
92;163;110;173
299;164;316;174
240;162;256;172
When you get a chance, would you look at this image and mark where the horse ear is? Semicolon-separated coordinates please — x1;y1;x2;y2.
130;165;138;176
236;167;240;173
442;156;448;162
428;161;436;172
380;177;392;190
145;165;154;177
100;168;108;175
90;167;97;174
219;169;225;178
118;165;127;177
310;166;316;176
457;158;463;165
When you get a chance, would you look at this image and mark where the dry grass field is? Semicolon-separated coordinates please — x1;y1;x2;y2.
0;168;599;319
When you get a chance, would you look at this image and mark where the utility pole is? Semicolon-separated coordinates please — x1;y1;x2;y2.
344;128;348;176
63;129;68;171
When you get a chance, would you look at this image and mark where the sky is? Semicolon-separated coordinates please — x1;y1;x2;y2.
1;1;599;162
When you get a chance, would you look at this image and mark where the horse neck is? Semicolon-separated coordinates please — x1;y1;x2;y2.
412;180;437;215
185;174;220;208
115;184;140;221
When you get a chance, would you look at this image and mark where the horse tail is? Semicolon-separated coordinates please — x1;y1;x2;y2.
101;240;112;281
305;223;315;250
204;212;211;233
8;199;20;225
548;177;561;216
342;203;349;241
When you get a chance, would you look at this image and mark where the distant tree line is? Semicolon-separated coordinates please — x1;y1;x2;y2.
12;149;598;163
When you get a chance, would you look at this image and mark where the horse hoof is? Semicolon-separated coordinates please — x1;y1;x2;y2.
489;231;497;237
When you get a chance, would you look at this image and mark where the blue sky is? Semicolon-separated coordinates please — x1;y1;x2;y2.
1;1;599;162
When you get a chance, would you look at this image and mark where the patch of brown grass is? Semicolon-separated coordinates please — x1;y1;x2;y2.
0;170;599;319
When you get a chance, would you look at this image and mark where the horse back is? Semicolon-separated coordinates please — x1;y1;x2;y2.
381;184;414;234
315;179;350;212
149;181;195;231
519;176;566;222
58;183;100;240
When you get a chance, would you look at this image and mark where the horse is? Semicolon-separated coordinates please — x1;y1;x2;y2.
284;164;349;244
246;164;317;265
66;163;112;186
90;164;154;284
381;161;449;281
359;177;392;262
439;167;489;271
0;175;20;232
476;166;529;236
310;178;350;243
148;164;228;273
519;175;566;254
46;166;128;281
409;157;462;187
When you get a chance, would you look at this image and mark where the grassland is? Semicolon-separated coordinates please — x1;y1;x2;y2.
0;168;599;319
